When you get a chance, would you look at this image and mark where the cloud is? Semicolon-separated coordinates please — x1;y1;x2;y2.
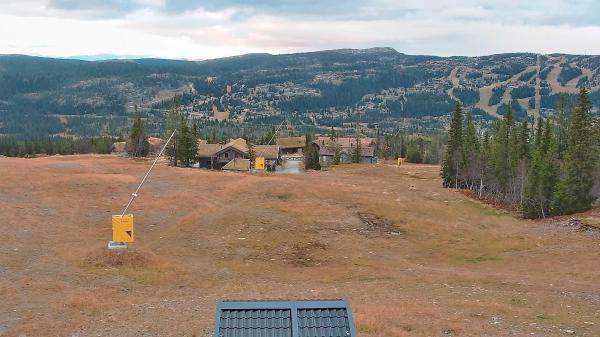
47;0;145;17
0;0;599;59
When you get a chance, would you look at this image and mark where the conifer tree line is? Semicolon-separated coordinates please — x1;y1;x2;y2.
0;136;114;157
442;88;598;218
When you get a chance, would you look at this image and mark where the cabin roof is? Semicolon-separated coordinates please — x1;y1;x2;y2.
277;136;306;149
213;299;356;337
198;138;249;158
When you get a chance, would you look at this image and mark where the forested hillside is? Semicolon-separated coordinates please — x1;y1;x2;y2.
1;48;600;139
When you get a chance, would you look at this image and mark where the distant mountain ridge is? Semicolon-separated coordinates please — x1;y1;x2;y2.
1;48;599;138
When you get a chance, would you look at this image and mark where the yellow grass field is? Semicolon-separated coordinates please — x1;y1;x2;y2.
0;155;598;336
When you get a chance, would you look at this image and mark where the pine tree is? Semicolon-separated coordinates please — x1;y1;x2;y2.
178;120;198;167
460;112;480;189
551;88;596;215
126;107;149;158
555;94;571;159
165;98;181;166
247;139;255;164
490;105;515;199
441;102;463;188
165;97;198;167
479;130;491;197
523;119;558;218
534;117;543;149
304;134;321;170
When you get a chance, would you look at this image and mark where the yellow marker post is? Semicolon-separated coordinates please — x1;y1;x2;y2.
255;156;265;170
397;158;402;166
112;214;134;243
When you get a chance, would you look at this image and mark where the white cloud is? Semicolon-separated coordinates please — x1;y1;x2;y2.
0;0;599;59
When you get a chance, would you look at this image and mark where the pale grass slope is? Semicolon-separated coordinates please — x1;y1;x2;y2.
0;156;598;336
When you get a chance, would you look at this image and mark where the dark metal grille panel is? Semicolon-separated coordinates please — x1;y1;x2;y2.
297;308;351;337
218;309;292;337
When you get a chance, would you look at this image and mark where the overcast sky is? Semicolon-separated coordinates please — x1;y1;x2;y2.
1;0;599;60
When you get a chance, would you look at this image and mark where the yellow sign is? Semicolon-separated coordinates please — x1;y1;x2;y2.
112;214;134;243
397;158;402;166
255;156;265;170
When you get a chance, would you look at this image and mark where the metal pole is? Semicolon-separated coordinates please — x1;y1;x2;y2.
121;130;177;216
254;120;286;159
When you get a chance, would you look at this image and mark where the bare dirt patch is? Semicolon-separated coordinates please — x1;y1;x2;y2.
357;212;404;238
285;241;328;267
85;249;153;268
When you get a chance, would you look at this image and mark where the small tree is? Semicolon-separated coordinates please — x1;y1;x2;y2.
247;139;255;165
304;134;321;170
352;128;362;163
405;141;423;163
165;97;198;167
523;119;558;218
460;112;481;190
126;107;149;157
332;146;341;165
441;102;463;188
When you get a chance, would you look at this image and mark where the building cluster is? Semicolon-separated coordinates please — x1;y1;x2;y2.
113;135;378;172
196;135;377;172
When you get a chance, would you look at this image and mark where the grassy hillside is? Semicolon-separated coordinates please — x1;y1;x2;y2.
0;156;598;336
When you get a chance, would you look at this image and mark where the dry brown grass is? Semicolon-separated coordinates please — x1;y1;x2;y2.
0;156;598;336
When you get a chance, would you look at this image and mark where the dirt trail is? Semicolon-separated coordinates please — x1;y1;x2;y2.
0;156;599;337
447;67;461;103
533;54;541;119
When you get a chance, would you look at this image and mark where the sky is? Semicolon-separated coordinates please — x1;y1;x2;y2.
1;0;599;60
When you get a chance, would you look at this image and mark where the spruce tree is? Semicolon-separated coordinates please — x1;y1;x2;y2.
491;105;514;196
304;134;321;170
523;119;558;218
534;116;543;149
517;119;529;160
126;112;149;158
555;94;571;159
165;98;198;167
352;132;362;163
461;112;480;188
442;102;463;188
551;88;596;215
165;98;181;166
